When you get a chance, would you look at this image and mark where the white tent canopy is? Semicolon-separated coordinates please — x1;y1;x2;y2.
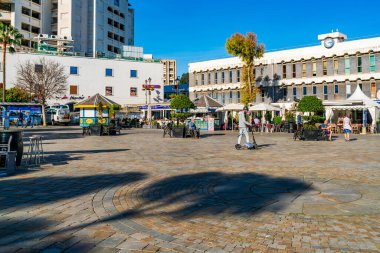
324;85;380;131
249;103;281;112
216;103;245;112
347;85;380;107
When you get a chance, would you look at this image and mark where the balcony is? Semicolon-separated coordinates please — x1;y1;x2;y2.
0;11;11;21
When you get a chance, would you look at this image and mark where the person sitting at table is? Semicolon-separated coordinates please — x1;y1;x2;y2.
321;120;332;141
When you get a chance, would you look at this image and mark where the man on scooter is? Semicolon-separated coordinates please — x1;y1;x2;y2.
237;106;253;148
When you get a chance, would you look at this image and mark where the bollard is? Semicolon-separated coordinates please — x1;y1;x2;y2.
6;151;17;175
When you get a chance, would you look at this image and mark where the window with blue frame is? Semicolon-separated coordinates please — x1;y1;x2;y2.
237;91;240;103
105;68;113;77
303;86;307;96
334;84;339;94
345;56;350;75
130;70;138;78
370;54;376;73
293;87;297;99
70;66;78;75
312;86;317;95
222;92;226;104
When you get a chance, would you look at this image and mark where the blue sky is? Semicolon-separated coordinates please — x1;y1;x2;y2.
132;0;380;77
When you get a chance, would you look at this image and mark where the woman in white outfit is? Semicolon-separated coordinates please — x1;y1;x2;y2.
343;114;352;142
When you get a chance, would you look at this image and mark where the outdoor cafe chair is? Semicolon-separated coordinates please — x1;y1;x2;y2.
0;135;13;166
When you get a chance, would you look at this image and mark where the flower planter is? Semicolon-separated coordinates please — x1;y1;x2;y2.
303;129;321;141
172;126;185;138
90;125;102;136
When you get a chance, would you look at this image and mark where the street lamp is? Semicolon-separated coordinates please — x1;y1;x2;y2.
145;77;152;128
174;76;180;95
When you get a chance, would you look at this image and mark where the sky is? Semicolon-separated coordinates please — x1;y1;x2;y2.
132;0;380;77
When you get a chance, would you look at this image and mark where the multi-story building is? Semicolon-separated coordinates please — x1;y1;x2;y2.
2;51;163;107
189;32;380;106
0;0;46;49
161;59;177;85
0;0;134;56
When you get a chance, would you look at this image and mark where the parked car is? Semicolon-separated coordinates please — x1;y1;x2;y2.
45;107;71;125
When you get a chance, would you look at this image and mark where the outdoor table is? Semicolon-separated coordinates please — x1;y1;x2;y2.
0;129;23;166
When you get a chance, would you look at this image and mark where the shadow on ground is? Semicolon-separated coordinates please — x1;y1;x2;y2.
103;172;312;221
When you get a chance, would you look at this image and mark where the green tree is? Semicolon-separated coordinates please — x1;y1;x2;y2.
0;87;29;102
180;73;189;84
170;94;194;112
226;32;264;105
0;23;23;102
297;96;324;114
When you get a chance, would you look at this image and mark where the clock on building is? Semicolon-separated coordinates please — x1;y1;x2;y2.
324;38;335;49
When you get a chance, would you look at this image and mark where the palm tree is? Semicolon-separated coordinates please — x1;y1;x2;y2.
0;23;23;102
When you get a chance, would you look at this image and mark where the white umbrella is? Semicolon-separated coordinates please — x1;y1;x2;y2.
218;103;245;111
249;103;281;112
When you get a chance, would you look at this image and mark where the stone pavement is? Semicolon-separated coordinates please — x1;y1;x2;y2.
1;127;380;252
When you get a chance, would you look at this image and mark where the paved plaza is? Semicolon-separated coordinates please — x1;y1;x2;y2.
1;127;380;252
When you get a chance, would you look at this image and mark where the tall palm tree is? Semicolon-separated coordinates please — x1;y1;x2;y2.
0;23;23;102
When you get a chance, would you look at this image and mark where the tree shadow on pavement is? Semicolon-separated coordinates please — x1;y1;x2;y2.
103;171;313;221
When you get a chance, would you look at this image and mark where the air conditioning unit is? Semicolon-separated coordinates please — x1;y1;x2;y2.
38;34;49;39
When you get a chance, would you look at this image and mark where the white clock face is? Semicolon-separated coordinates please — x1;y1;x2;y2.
324;38;335;49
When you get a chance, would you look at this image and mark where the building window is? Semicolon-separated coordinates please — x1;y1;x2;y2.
209;92;213;98
105;68;113;76
222;92;226;104
323;59;327;75
370;53;376;73
130;70;138;78
333;57;339;74
346;81;351;98
105;86;113;96
282;64;287;79
70;66;78;75
222;72;225;83
69;85;78;95
312;85;317;95
312;60;317;76
371;82;376;98
237;70;241;82
345;55;350;75
283;87;287;99
214;72;218;84
303;86;307;96
292;63;296;78
195;74;198;85
334;83;339;94
229;91;233;103
201;74;205;85
323;84;328;100
130;87;137;96
237;91;240;103
215;92;219;100
229;71;233;83
293;87;297;100
357;55;362;73
302;63;306;78
208;73;211;84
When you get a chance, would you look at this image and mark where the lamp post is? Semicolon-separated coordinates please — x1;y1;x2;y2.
145;77;152;128
175;76;180;95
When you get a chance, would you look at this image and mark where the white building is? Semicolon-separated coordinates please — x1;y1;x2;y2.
1;51;163;107
189;32;380;106
161;59;177;85
0;0;134;56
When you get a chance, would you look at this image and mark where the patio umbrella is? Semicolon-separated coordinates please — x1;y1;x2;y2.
216;104;245;131
249;103;280;132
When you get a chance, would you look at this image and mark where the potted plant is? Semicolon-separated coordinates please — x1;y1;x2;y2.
169;95;194;138
297;96;325;141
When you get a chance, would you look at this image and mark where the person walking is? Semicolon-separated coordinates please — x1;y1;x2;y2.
16;111;24;128
343;114;352;142
237;106;252;147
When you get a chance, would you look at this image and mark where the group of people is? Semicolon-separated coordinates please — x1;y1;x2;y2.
297;112;353;142
16;111;38;128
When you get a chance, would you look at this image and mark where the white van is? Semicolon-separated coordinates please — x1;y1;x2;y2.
45;107;71;125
